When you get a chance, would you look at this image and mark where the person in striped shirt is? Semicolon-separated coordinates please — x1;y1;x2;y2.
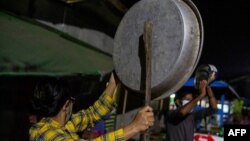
29;73;154;141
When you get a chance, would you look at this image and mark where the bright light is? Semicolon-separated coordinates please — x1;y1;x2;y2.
217;104;229;113
201;100;206;107
170;94;176;98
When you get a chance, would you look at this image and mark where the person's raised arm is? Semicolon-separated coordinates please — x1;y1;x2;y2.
207;86;217;110
178;80;207;116
70;72;120;132
91;106;154;141
103;72;119;98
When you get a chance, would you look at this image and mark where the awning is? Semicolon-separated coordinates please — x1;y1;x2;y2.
0;11;113;76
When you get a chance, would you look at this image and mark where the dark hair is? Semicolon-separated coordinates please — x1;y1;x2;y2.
174;88;197;101
31;77;71;117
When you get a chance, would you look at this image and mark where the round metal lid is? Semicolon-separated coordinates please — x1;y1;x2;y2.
113;0;203;100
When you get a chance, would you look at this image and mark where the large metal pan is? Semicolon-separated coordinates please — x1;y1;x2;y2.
113;0;204;100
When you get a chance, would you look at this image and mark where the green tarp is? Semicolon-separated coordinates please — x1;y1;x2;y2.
0;11;113;76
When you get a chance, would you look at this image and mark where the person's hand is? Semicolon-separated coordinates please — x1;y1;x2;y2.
107;72;118;87
198;80;208;98
130;106;155;132
105;72;120;97
123;106;154;140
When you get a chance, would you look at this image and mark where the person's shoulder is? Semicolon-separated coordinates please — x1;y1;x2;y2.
30;120;58;140
40;125;68;140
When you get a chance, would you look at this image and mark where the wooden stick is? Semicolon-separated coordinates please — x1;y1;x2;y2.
122;89;128;114
140;20;153;141
144;21;152;106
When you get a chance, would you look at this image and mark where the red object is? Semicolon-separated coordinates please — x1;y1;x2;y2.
194;134;214;141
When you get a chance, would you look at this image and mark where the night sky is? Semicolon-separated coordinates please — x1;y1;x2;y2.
191;0;250;81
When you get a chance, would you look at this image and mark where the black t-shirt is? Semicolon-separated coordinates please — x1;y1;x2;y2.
165;108;216;141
